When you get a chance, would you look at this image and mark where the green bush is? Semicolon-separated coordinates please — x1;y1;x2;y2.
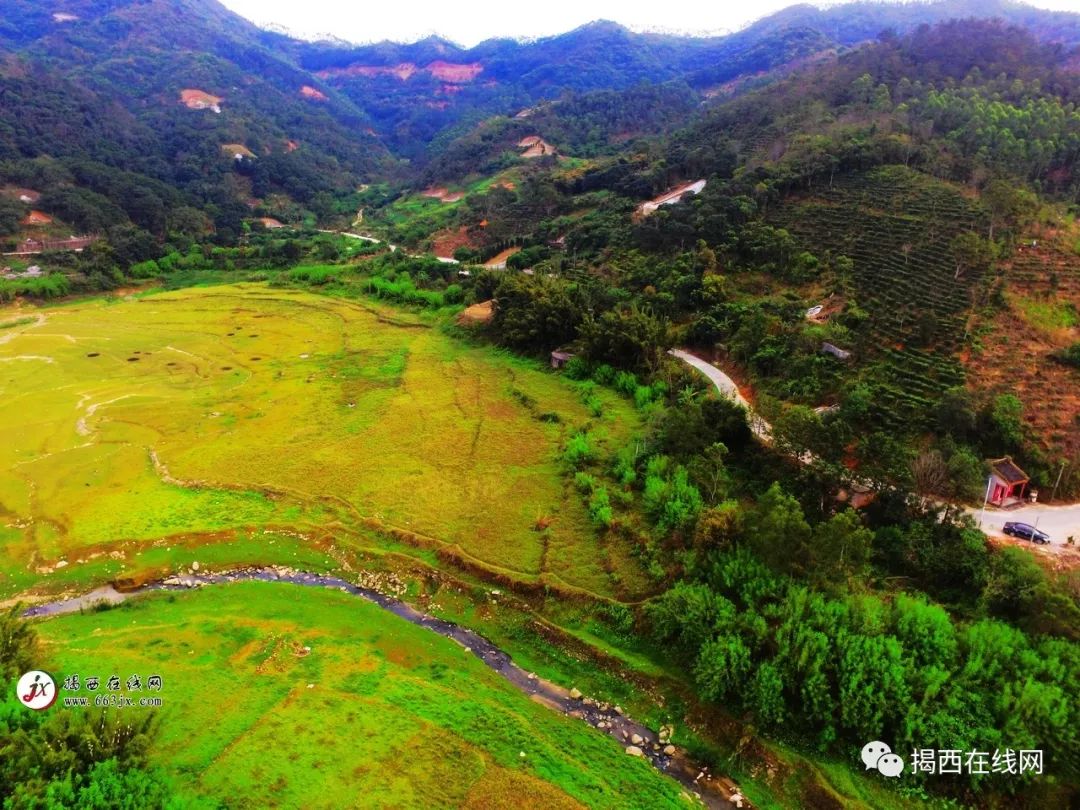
588;487;614;528
563;432;594;468
1051;342;1080;368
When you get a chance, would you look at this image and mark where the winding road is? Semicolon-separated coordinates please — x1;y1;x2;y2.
669;349;770;439
669;349;1080;549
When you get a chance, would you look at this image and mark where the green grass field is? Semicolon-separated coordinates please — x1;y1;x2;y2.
0;284;649;600
33;582;687;809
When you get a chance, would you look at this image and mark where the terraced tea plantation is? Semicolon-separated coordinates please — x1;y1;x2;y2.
33;581;686;809
773;165;985;429
0;284;649;600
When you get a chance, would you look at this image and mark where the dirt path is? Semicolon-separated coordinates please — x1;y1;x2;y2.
0;312;46;346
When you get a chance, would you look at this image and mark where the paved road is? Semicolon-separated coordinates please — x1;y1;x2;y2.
668;349;770;439
970;502;1080;548
670;349;1080;546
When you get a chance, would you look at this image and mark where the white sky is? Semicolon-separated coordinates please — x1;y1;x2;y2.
219;0;1080;47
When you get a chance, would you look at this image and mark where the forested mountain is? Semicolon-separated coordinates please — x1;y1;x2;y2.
0;0;392;245
302;0;1080;160
1;0;1077;245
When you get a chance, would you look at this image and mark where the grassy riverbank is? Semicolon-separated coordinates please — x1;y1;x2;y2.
32;581;687;809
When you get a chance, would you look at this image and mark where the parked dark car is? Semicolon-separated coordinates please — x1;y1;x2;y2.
1003;521;1050;544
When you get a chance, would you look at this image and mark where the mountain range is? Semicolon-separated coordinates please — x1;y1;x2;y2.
0;0;1076;257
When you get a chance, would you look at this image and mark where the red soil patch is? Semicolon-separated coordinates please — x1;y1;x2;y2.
426;61;483;82
517;136;542;148
457;300;494;327
179;89;223;110
432;226;476;259
498;181;516;191
316;63;418;80
421;188;464;203
966;238;1080;463
21;210;52;226
484;247;520;268
284;140;299;153
257;217;285;229
299;85;328;101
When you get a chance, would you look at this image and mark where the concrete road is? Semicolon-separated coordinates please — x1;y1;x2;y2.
971;503;1080;548
669;348;1080;547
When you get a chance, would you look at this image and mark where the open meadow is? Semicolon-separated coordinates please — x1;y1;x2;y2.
0;284;649;601
32;581;687;809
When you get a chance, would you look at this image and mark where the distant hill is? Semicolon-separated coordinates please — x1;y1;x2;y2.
300;0;1080;160
0;0;393;244
0;0;1077;245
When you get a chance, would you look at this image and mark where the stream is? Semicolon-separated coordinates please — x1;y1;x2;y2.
22;567;743;809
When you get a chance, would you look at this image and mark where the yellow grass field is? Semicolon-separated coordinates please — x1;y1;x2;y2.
0;285;649;599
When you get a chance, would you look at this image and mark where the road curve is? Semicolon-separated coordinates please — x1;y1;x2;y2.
669;349;1080;546
668;349;770;439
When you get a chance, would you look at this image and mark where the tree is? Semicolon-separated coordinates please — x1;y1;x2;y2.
647;582;735;656
0;604;39;682
687;442;730;504
946;446;986;501
578;306;668;373
983;393;1024;452
744;483;811;575
936;386;977;441
982;178;1035;241
911;449;950;496
950;231;997;280
808;509;873;585
694;633;752;702
0;199;21;237
491;274;581;352
692;500;741;553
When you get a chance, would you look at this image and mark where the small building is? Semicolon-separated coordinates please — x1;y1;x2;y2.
987;457;1029;507
550;350;575;369
821;342;852;361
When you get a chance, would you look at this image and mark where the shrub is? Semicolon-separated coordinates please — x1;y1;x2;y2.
613;370;638;396
574;472;598;493
588;487;614;528
591;364;616;385
563;432;594;468
1051;342;1080;368
563;356;590;380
